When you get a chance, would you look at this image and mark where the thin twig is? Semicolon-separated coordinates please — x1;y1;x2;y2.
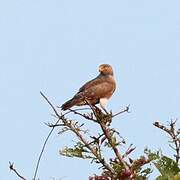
122;144;136;159
112;105;130;118
88;134;104;146
33;92;71;180
57;106;91;112
33;126;54;180
44;122;65;127
40;92;60;118
9;162;26;180
69;108;97;122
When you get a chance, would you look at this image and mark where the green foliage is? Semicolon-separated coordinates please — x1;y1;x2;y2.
55;103;180;179
144;148;180;179
140;168;153;177
59;142;92;159
155;156;180;180
110;161;124;174
10;93;180;180
144;148;160;161
130;156;153;179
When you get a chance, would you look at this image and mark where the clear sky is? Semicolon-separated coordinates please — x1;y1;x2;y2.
1;0;180;179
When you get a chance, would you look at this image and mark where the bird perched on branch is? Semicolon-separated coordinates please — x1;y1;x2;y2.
61;64;116;111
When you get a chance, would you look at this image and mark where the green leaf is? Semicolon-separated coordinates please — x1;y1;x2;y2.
59;142;93;159
154;155;180;178
156;175;169;180
140;167;153;177
144;149;180;179
144;148;160;161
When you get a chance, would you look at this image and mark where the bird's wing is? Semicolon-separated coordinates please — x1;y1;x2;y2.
79;75;100;92
76;76;116;100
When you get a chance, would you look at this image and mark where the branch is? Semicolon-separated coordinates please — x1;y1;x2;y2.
38;93;133;178
39;92;114;176
112;105;130;118
99;122;130;171
69;108;97;122
33;92;72;180
9;162;26;180
67;122;114;174
122;144;136;159
153;120;180;164
84;99;131;172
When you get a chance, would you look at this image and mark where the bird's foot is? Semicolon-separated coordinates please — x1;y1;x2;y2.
91;105;112;125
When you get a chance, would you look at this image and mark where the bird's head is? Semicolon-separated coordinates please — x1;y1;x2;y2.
99;64;114;76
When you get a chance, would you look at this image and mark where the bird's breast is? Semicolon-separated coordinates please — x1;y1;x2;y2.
100;98;109;108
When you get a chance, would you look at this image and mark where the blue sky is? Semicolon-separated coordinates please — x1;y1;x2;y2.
1;0;180;179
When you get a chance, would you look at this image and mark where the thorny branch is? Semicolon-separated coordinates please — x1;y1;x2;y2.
10;92;135;179
85;100;131;170
9;91;180;180
100;121;130;171
9;162;26;180
65;121;114;174
41;93;132;178
153;120;180;164
40;92;122;176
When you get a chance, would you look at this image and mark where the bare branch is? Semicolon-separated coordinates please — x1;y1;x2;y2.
38;92;115;176
83;99;131;172
9;162;26;180
122;144;136;159
153;120;180;164
99;122;130;171
33;92;72;180
69;108;97;122
112;105;130;118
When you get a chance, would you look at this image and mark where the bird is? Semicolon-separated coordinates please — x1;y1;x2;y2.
61;64;116;112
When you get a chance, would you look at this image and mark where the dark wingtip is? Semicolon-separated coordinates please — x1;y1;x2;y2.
61;101;72;111
61;105;67;111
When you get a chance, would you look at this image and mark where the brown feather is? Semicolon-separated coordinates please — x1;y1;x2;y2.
61;64;116;110
61;98;78;110
61;99;74;110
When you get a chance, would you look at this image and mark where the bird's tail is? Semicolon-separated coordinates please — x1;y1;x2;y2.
61;98;77;110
